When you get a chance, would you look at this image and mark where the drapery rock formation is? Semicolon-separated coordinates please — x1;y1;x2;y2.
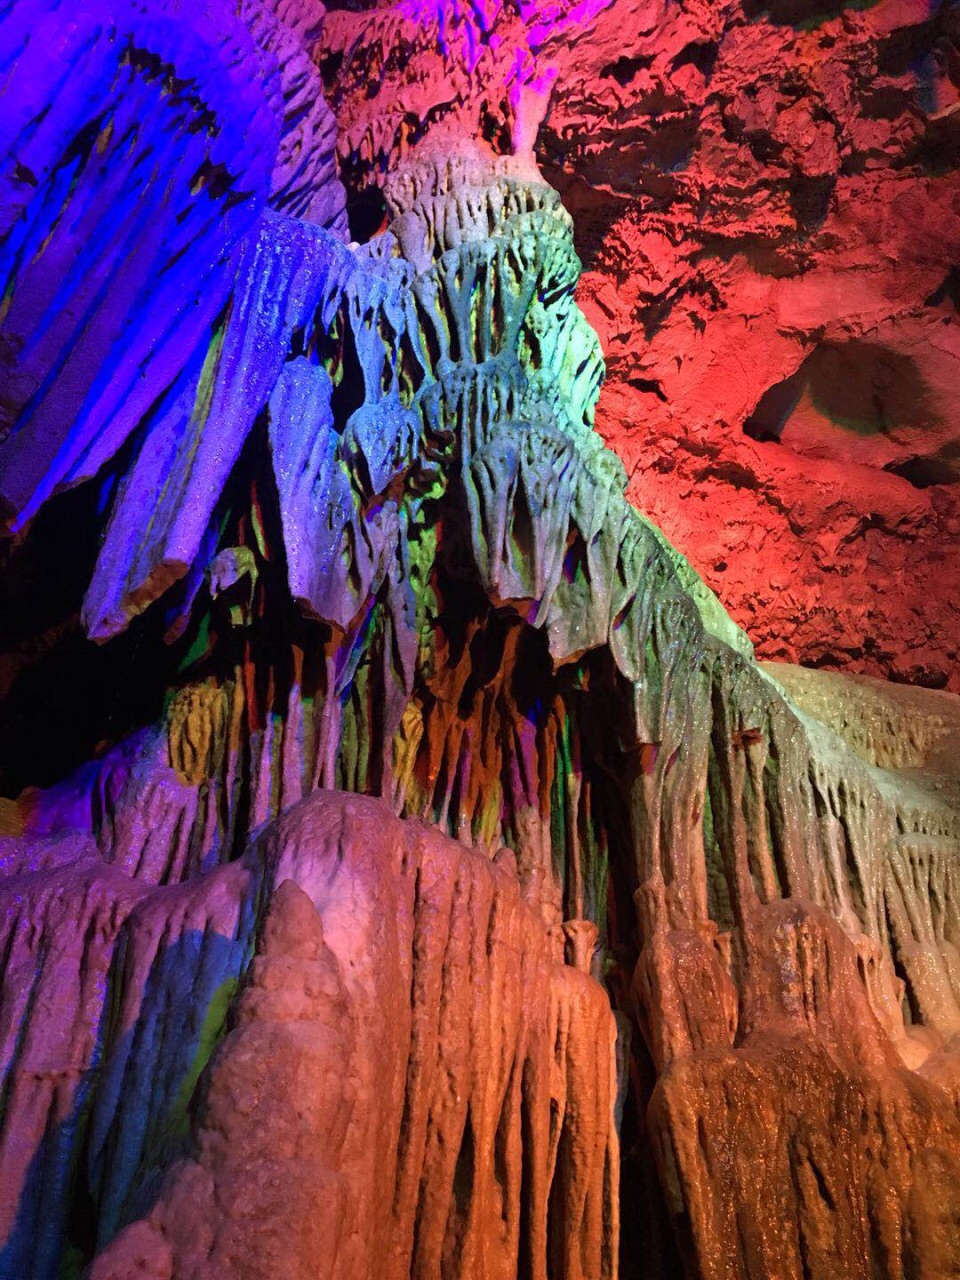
323;0;960;691
0;2;959;1279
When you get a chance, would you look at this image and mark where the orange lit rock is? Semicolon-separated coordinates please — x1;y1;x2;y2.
90;793;620;1280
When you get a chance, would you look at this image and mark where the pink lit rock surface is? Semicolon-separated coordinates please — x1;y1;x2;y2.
1;793;619;1280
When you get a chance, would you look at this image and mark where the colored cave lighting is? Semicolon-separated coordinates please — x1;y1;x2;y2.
1;1;960;1277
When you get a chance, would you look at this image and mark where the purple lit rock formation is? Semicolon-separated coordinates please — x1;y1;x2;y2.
1;2;959;1279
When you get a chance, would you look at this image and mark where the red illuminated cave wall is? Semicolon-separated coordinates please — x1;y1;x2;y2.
558;0;960;691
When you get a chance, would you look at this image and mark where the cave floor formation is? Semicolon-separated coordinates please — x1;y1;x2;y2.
1;1;959;1278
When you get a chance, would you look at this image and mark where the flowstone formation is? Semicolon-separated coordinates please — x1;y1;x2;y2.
1;3;960;1279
